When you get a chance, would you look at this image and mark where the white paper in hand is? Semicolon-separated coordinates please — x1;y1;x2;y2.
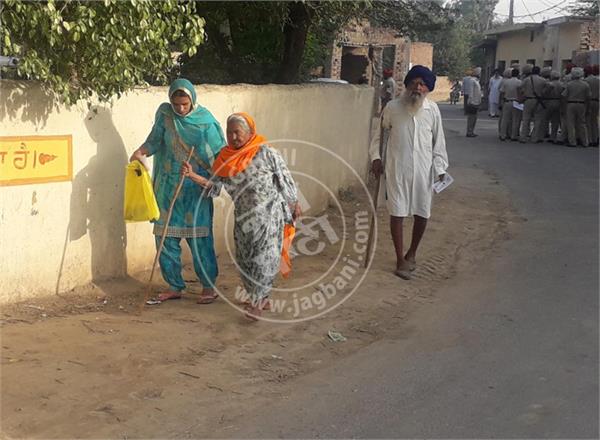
433;173;454;194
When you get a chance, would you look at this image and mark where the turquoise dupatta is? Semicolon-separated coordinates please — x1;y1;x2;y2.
143;78;225;238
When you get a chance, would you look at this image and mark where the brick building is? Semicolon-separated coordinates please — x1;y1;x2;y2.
326;20;433;93
477;15;600;84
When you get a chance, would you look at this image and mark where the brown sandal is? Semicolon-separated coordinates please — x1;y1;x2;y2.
197;293;219;304
157;291;182;302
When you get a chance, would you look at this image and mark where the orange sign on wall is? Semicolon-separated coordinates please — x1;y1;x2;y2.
0;135;72;186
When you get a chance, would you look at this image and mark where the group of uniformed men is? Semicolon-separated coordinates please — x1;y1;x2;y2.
464;64;599;147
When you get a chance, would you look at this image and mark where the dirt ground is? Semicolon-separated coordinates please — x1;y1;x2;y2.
0;165;522;438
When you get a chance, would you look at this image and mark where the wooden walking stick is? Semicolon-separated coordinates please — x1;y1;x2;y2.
141;146;195;309
364;118;386;268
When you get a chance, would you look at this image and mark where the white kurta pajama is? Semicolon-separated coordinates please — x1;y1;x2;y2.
488;76;502;116
369;97;448;219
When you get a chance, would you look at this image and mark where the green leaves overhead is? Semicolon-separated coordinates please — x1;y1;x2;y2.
1;0;205;104
180;1;448;85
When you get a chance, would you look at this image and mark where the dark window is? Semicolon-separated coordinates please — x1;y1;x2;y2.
498;60;506;71
543;60;552;67
527;58;536;66
530;31;535;42
511;59;519;66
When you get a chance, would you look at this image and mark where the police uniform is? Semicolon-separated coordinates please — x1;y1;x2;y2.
519;70;547;143
584;73;599;146
562;69;591;147
499;76;522;140
543;74;563;143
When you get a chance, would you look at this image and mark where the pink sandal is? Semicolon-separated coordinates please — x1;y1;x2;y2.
157;291;182;302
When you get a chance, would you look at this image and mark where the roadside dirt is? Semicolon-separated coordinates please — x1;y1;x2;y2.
1;165;522;438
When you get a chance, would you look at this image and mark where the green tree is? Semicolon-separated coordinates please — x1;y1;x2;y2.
428;23;472;80
1;0;205;104
181;0;447;84
416;0;499;79
571;0;599;16
180;1;289;84
454;0;498;33
181;1;370;84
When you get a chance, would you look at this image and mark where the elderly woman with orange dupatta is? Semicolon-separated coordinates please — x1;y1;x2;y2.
181;112;300;320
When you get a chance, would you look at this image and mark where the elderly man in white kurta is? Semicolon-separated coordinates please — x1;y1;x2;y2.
370;65;449;280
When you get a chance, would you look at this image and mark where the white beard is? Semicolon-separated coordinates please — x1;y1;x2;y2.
401;90;425;115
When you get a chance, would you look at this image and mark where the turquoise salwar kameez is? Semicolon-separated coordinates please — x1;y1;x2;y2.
143;79;225;292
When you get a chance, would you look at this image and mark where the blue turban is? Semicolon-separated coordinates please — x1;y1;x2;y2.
403;65;436;91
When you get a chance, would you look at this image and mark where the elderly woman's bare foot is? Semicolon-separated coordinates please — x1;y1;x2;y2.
244;304;261;321
243;298;270;321
242;299;271;311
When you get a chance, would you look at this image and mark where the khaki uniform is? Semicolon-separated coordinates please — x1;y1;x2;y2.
499;77;522;140
498;77;509;135
519;74;547;142
543;80;563;142
562;79;591;146
584;75;599;145
558;74;572;143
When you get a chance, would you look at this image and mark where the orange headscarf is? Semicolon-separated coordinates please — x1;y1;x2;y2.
212;112;267;178
213;112;296;277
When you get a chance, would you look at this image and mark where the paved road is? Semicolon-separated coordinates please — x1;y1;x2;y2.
212;104;599;438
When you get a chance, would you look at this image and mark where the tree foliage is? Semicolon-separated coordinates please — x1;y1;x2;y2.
181;0;448;85
416;0;499;80
368;0;448;37
453;0;498;33
180;1;369;84
571;0;599;17
1;0;205;104
2;0;453;102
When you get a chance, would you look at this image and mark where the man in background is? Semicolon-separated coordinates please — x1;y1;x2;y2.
543;70;564;144
380;68;396;111
499;68;523;141
466;67;482;137
563;67;591;147
462;68;474;115
584;65;599;147
519;65;547;143
488;69;502;117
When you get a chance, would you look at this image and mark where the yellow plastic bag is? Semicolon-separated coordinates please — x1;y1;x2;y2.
124;160;160;222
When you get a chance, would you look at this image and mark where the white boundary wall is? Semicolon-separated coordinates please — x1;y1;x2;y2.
0;81;374;303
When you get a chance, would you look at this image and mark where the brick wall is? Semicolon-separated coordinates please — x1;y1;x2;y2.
580;19;600;51
427;76;453;102
329;20;410;90
409;42;433;68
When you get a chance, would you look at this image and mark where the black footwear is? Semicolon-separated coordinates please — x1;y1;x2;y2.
466;133;478;137
566;144;576;148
